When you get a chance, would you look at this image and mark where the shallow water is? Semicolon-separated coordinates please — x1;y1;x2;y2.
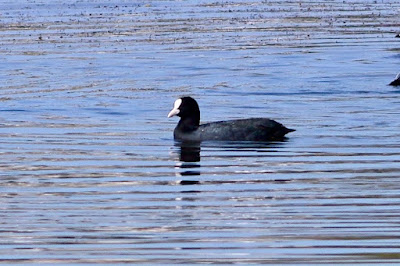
1;0;400;264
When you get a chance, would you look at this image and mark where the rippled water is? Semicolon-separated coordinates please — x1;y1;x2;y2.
1;0;400;264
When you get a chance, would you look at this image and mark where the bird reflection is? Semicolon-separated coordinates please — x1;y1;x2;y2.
175;141;201;185
174;140;288;186
178;142;201;163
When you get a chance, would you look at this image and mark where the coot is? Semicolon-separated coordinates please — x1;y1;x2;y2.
168;97;294;142
389;72;400;86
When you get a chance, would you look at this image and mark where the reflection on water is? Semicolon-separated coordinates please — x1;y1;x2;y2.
177;142;201;163
176;142;202;180
1;0;400;264
175;140;285;179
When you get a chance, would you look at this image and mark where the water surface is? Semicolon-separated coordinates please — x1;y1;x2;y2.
1;0;400;264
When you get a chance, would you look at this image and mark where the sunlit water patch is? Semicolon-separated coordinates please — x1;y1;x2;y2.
1;0;400;264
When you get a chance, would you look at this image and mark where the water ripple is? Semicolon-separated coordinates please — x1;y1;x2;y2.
1;0;400;264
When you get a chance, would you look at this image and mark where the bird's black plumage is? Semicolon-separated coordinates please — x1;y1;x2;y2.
168;97;294;142
389;72;400;86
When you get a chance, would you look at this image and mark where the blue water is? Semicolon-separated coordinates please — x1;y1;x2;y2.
1;0;400;264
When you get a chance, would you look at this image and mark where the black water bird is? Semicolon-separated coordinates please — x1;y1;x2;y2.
389;72;400;86
167;97;294;142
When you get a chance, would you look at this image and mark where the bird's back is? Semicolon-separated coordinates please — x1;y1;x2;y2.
197;118;294;141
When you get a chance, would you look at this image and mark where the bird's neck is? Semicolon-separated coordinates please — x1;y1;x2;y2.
177;116;200;132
